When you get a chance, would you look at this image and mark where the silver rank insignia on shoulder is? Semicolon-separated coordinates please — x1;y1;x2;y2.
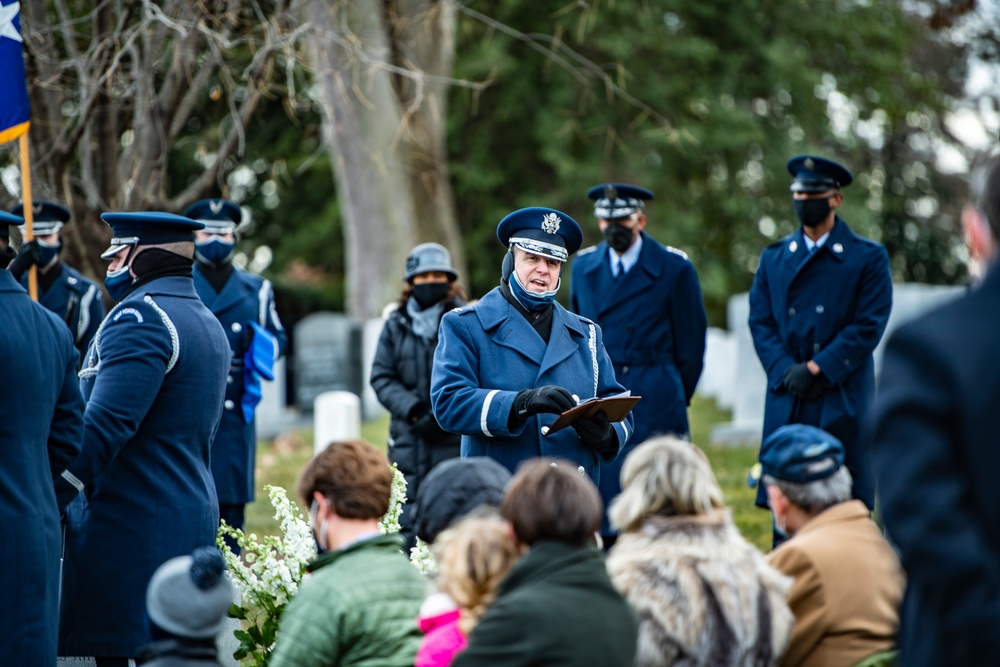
832;243;843;253
666;245;689;260
789;240;798;252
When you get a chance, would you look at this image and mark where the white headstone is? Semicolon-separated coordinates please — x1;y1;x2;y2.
698;327;737;409
314;391;361;455
361;317;389;422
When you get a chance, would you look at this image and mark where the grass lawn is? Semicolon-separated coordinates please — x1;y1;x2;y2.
246;395;772;553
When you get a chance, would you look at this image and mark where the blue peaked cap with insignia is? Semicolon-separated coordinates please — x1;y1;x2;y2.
182;199;242;234
496;207;583;262
787;155;853;194
0;211;23;239
11;200;71;235
748;424;845;488
100;212;204;259
587;183;654;220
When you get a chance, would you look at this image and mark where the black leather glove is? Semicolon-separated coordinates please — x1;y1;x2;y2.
572;410;616;458
509;386;575;429
782;362;825;401
410;409;439;436
8;240;40;280
513;386;575;418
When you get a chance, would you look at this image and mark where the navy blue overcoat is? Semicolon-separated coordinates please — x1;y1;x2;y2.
570;233;706;523
56;275;231;658
431;287;633;482
872;261;1000;666
22;262;104;364
0;270;84;666
749;218;891;508
194;266;286;505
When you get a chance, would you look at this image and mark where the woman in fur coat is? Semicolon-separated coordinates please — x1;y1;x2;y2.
606;437;794;667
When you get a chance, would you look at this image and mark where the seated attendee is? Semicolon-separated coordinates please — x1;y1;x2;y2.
413;457;512;547
139;546;235;667
606;436;793;667
756;425;904;667
453;458;638;667
268;440;428;667
416;513;521;667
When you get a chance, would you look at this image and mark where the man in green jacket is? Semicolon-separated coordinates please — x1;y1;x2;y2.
453;458;638;667
269;440;427;667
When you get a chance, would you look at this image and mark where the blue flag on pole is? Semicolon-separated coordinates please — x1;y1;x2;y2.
0;0;30;145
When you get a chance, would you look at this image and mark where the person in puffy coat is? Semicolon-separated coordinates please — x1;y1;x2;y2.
606;437;794;667
371;242;466;551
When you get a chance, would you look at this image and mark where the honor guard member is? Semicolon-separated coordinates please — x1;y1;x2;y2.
749;156;891;535
184;198;287;539
0;211;85;667
54;212;231;665
571;183;707;545
431;207;633;483
8;201;105;363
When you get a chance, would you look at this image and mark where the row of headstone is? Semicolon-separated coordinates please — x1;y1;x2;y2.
702;283;965;446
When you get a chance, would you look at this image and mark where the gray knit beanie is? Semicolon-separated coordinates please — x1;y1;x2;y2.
146;546;235;639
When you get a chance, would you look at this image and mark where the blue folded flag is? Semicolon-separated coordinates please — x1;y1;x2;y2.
242;321;277;424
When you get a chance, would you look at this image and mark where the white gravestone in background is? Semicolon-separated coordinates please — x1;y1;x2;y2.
361;316;389;422
314;391;361;455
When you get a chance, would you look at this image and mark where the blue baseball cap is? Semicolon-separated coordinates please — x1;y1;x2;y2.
11;200;71;235
496;207;583;262
100;212;204;259
787;155;853;193
587;183;654;220
748;424;845;487
182;199;242;234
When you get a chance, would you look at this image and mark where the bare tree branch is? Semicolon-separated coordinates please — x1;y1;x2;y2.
451;0;676;131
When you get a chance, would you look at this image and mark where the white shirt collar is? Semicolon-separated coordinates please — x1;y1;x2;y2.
607;233;643;276
803;231;830;251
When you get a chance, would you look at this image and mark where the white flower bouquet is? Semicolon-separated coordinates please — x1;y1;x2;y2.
218;463;426;665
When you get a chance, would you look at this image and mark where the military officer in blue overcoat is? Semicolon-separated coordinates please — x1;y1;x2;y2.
431;207;633;483
54;212;231;664
749;156;892;517
8;201;104;364
570;183;707;543
184;198;286;537
0;211;85;667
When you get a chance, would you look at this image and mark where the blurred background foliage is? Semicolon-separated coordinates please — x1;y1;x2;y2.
218;0;986;326
7;0;996;325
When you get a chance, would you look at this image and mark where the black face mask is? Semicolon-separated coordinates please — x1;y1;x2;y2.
604;224;635;253
412;282;450;309
792;197;833;228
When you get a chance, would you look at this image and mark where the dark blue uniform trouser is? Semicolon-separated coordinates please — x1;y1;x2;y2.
220;503;246;555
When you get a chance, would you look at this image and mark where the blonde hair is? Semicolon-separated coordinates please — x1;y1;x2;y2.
432;513;521;636
609;436;724;532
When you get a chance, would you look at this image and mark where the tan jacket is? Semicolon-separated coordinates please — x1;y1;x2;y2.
768;500;905;667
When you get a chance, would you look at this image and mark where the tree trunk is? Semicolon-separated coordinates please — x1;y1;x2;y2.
307;0;463;319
